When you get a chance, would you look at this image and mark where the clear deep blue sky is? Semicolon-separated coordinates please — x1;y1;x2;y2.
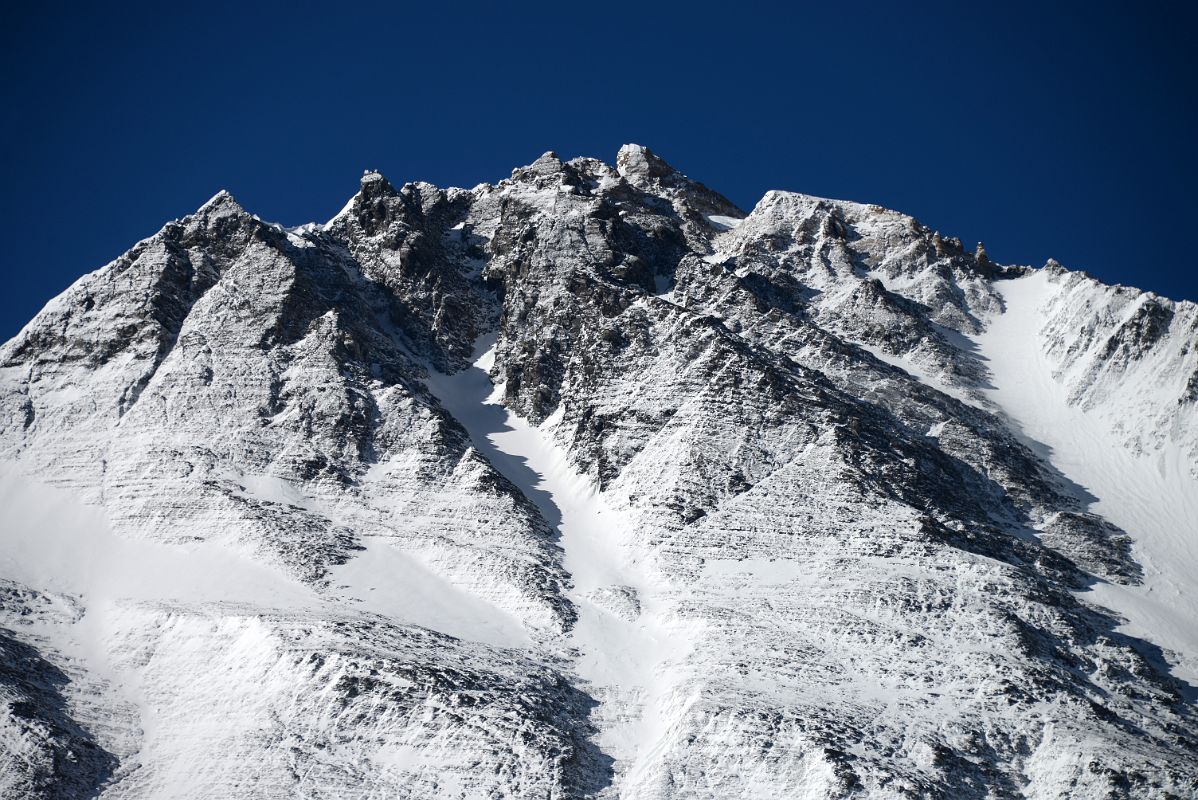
3;1;1195;339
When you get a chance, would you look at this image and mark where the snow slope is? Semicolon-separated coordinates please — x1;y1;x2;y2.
973;271;1198;685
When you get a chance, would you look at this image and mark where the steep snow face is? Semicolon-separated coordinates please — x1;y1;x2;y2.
972;271;1198;684
0;180;595;799
2;146;1197;798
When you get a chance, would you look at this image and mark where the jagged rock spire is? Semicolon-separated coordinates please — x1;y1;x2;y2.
196;189;244;215
359;169;397;199
616;143;676;182
527;151;563;176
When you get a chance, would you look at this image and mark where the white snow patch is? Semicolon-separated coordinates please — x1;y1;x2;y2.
857;343;974;405
706;214;742;231
0;463;315;611
330;537;532;647
702;558;808;585
231;471;316;510
0;462;319;724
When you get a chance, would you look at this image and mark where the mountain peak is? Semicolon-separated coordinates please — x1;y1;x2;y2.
1;147;1196;799
616;143;676;182
197;189;243;214
528;151;562;175
358;170;398;203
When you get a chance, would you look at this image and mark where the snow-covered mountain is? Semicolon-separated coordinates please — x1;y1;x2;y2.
1;145;1195;799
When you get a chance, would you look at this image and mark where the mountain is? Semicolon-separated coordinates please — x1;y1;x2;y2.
1;145;1196;799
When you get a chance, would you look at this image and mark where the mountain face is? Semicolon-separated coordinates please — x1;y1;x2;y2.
1;145;1196;799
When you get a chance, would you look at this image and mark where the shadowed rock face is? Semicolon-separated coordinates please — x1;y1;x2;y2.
0;626;117;799
1;146;1196;798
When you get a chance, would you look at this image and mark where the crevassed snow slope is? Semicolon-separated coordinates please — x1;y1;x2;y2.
426;335;692;784
973;271;1198;685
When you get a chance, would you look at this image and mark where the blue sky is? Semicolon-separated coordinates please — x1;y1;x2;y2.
2;1;1195;338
